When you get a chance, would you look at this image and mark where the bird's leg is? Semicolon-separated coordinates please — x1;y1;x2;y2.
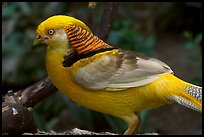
122;114;141;135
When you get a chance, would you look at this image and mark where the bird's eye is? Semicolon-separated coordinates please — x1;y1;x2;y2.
36;35;41;39
48;29;54;35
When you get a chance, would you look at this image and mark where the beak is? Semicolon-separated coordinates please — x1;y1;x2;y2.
33;38;40;46
33;35;48;46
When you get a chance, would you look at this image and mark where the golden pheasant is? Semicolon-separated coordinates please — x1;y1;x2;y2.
33;15;202;135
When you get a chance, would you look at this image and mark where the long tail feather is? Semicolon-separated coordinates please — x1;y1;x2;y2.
156;74;202;112
169;84;202;112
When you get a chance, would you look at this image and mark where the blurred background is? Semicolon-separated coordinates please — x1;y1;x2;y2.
2;2;202;135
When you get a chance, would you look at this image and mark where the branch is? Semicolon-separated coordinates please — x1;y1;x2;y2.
2;77;57;135
15;77;57;108
95;2;119;41
2;102;37;135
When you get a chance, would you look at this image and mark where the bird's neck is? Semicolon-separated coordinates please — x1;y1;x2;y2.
64;25;113;55
62;25;116;67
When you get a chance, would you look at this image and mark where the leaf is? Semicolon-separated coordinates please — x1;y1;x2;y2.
143;36;155;48
195;33;202;44
46;117;60;130
185;42;197;51
183;31;192;40
32;111;47;131
103;114;126;134
18;2;31;15
186;55;199;62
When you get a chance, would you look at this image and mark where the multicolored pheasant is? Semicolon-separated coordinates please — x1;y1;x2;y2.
33;15;202;135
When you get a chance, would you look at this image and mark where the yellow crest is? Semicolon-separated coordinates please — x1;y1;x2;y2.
36;15;92;35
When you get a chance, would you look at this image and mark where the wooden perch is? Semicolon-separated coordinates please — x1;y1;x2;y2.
15;77;57;108
2;77;57;135
2;102;37;135
2;2;119;135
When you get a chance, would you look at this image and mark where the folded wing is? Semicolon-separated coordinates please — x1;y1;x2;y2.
72;49;173;91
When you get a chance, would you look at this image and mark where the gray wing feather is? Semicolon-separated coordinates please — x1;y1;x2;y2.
73;50;173;91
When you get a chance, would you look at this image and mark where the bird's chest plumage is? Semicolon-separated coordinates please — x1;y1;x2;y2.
45;49;82;101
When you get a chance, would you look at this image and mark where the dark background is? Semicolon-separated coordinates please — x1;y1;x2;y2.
2;2;202;135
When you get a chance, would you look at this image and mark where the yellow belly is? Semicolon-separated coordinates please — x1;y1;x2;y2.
46;49;169;118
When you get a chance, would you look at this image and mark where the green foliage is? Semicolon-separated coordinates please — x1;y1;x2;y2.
32;92;66;131
103;115;127;134
189;121;202;134
2;2;46;84
183;31;202;52
108;9;156;57
182;31;202;86
60;93;95;131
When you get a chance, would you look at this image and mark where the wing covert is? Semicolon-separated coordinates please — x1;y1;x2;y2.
71;49;173;91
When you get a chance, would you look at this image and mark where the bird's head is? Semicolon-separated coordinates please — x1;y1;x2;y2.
33;15;92;48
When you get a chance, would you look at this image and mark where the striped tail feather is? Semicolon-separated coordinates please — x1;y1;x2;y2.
169;84;202;112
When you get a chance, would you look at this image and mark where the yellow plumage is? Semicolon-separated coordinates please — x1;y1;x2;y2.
36;15;92;35
33;15;202;135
